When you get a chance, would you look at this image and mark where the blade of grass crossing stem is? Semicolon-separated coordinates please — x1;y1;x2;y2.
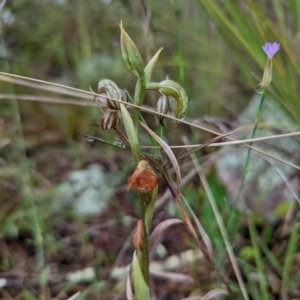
132;251;150;300
120;103;140;164
247;212;270;300
282;222;300;294
139;121;181;197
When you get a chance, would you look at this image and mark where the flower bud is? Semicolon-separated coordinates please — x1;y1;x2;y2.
119;22;144;78
156;94;169;125
127;160;157;193
100;109;120;130
257;42;280;94
148;80;188;119
96;79;127;109
158;79;188;119
257;58;272;94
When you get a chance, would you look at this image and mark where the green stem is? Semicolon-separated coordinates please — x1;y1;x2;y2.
156;123;164;156
138;194;149;283
228;92;266;234
138;114;157;147
157;123;164;140
238;91;266;197
132;74;150;285
133;76;146;132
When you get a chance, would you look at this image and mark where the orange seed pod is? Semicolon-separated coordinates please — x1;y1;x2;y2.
133;219;144;250
127;160;157;193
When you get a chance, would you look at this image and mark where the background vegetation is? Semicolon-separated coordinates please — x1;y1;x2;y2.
0;0;300;299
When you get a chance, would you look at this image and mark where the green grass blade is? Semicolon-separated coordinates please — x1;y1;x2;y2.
282;222;300;293
248;212;270;300
120;103;141;164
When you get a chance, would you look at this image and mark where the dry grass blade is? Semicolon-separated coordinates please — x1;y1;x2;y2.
0;94;98;107
177;125;244;158
181;288;228;300
149;218;183;248
140;121;182;197
0;139;10;149
149;270;194;283
173;196;217;271
126;264;134;300
265;157;300;205
208;131;300;147
66;292;81;300
181;195;213;259
0;71;91;99
144;130;300;149
1;71;299;171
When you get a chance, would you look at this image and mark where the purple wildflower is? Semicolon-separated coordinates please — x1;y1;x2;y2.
262;42;280;59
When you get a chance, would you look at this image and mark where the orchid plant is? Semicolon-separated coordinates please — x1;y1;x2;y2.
90;23;248;299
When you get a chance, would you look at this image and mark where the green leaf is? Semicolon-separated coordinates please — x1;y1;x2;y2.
239;245;255;260
132;251;150;300
120;103;140;163
144;47;163;84
145;184;158;233
248;212;270;300
282;223;300;292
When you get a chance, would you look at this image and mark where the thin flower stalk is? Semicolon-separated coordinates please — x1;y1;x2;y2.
237;42;280;201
